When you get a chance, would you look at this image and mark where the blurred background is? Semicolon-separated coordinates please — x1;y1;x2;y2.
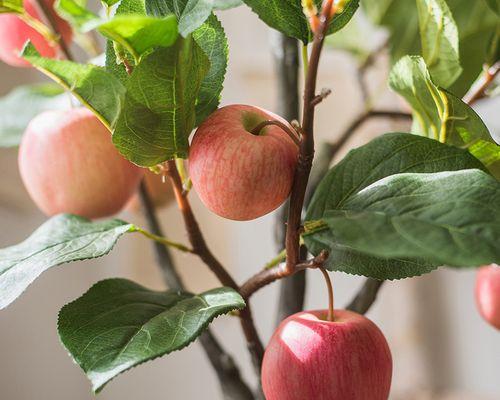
0;4;499;400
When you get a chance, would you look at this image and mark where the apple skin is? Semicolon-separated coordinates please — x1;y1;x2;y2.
189;104;298;221
0;0;72;67
262;309;392;400
18;108;144;219
475;264;500;330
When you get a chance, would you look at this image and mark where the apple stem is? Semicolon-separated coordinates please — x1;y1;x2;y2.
250;120;301;147
319;267;334;322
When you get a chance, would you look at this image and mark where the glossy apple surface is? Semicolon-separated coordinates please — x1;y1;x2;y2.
19;108;144;219
189;104;298;221
262;309;392;400
0;0;72;67
475;264;500;330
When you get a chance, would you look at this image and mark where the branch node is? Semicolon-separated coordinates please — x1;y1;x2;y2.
311;88;332;106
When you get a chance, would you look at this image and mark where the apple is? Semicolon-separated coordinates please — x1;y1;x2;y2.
0;0;72;67
475;264;500;330
262;309;392;400
19;108;144;219
125;170;174;213
189;104;298;221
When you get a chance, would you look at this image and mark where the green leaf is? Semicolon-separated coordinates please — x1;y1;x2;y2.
193;14;228;125
484;0;499;15
304;132;487;279
112;36;210;167
214;0;242;9
0;215;134;310
416;0;462;88
55;0;101;32
101;0;121;7
241;0;359;44
324;170;500;267
389;56;500;179
22;42;125;130
58;279;245;392
0;0;23;13
146;0;213;36
98;14;178;63
362;0;499;96
0;83;68;147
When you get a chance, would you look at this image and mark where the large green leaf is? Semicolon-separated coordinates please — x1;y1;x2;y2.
55;0;101;32
22;42;125;130
484;0;499;15
98;14;178;63
58;279;245;392
304;132;487;279
416;0;462;88
214;0;242;9
0;83;68;147
112;36;210;166
362;0;499;96
0;215;134;310
389;56;500;179
146;0;213;36
0;0;23;13
324;170;500;267
241;0;359;44
192;14;228;125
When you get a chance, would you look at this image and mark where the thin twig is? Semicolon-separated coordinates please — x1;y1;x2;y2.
32;0;74;61
463;61;500;105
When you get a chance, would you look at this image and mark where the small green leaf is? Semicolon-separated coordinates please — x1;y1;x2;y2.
98;14;178;63
58;279;245;392
193;14;228;125
112;36;210;167
0;83;68;147
416;0;462;88
389;55;500;179
324;170;500;267
241;0;359;44
100;0;121;6
55;0;101;32
214;0;242;9
0;215;134;310
0;0;23;13
146;0;213;36
304;132;487;279
22;42;125;130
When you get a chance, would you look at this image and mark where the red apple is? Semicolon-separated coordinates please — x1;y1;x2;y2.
0;0;72;67
125;170;175;213
18;108;144;219
262;309;392;400
189;104;298;221
475;264;500;330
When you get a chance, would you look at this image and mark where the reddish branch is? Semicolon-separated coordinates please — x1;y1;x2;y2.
463;61;500;105
164;160;265;373
250;120;301;146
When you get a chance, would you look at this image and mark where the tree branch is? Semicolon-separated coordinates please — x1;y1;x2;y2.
463;61;500;105
346;278;385;315
164;160;265;376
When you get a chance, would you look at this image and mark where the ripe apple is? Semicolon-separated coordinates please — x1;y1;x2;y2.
0;0;72;67
475;264;500;330
189;104;298;221
262;309;392;400
125;170;174;213
18;108;144;219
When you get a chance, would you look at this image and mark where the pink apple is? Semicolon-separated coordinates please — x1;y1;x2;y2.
475;264;500;330
262;309;392;400
0;0;72;67
19;108;144;219
189;104;298;221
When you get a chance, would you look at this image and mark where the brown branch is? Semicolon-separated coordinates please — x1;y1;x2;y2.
284;0;335;274
346;278;385;315
138;182;255;400
463;61;500;105
250;120;301;146
164;160;265;375
32;0;74;61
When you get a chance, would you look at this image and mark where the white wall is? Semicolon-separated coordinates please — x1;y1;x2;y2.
0;6;499;400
